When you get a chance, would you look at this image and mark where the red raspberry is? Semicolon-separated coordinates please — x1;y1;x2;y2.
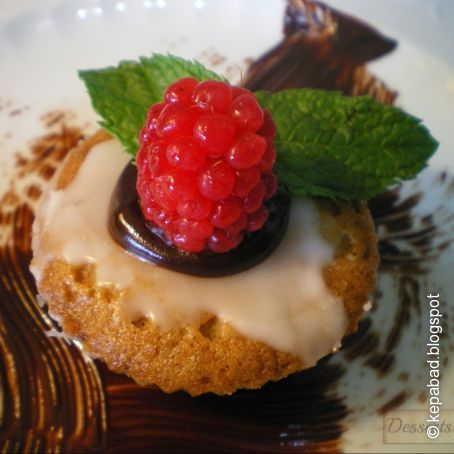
139;102;165;145
232;167;261;197
256;110;276;138
198;160;235;200
194;114;236;157
136;78;278;254
224;213;248;234
262;171;278;200
229;93;264;132
166;137;206;171
243;181;266;214
164;77;198;105
226;132;267;169
260;140;277;171
211;197;242;228
177;196;212;220
156;104;197;140
191;80;233;112
246;206;269;232
160;169;198;202
208;229;244;254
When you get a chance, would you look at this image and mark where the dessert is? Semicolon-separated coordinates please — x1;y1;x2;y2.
30;55;436;396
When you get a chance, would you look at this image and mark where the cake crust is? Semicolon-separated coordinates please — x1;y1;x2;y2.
33;132;378;396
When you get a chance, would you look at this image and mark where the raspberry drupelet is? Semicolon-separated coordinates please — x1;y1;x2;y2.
136;77;278;253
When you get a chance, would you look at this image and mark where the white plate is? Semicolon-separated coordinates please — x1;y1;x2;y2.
1;1;453;452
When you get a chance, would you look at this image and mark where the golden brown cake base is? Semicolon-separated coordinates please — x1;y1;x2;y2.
33;131;378;396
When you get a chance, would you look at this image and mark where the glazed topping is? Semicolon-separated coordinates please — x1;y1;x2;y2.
31;140;348;364
109;162;290;277
136;78;277;254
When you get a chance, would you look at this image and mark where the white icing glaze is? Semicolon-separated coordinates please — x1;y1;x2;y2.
31;140;349;366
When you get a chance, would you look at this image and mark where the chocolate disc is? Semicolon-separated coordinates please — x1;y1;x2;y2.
108;162;290;277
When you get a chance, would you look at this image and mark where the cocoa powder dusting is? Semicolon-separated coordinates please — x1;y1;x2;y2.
378;391;408;416
16;124;84;180
0;111;107;452
25;184;42;201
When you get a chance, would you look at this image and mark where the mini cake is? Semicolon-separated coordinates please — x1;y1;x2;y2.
30;57;436;396
31;129;378;396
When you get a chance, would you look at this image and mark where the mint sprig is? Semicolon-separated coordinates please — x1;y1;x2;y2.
79;55;225;154
79;54;438;200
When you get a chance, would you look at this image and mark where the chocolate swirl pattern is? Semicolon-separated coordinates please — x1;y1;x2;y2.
244;0;397;103
101;362;347;453
0;121;107;452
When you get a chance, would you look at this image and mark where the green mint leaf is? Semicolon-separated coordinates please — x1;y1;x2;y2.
79;54;225;155
256;89;438;200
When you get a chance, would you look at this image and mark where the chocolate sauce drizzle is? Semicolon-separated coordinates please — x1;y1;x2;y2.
1;1;454;452
108;163;290;277
243;0;397;104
